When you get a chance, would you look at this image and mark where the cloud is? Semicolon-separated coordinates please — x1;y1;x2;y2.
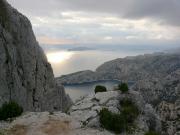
37;36;76;45
7;0;180;46
104;36;113;40
7;0;180;26
60;0;180;27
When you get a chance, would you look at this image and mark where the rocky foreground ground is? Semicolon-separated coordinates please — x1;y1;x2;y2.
0;89;179;135
0;89;176;135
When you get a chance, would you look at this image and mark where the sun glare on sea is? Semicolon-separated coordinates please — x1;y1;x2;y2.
47;51;73;63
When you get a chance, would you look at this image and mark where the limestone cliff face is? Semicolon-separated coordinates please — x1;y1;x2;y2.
0;0;71;111
57;53;180;85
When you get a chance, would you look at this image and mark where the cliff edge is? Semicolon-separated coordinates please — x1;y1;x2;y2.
0;0;71;111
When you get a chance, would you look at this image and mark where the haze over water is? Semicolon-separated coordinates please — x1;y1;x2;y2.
7;0;180;78
43;45;179;77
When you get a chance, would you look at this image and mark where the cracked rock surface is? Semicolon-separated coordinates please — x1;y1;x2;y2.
0;90;161;135
0;0;71;111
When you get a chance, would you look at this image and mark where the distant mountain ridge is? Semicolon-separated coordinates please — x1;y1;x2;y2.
56;52;180;105
56;51;180;135
57;53;180;84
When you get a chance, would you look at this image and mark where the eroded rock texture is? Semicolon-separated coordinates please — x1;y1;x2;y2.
0;0;71;111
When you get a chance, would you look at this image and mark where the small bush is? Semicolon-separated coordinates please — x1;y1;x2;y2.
99;108;125;133
118;83;129;93
0;101;23;121
99;108;112;129
120;99;139;123
94;85;107;94
0;130;4;135
99;99;139;134
144;131;160;135
120;98;133;107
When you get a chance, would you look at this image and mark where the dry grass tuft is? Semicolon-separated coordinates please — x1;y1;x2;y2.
41;119;70;135
8;124;27;135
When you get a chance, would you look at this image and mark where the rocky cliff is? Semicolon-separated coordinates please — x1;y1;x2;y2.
57;53;180;85
56;52;180;134
0;0;71;111
157;100;180;135
57;53;180;103
133;69;180;105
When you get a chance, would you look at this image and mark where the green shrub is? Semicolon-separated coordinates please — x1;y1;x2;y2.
0;131;4;135
120;99;139;123
99;108;126;133
144;131;160;135
118;83;129;93
99;108;112;129
94;85;107;94
99;99;139;134
120;98;133;107
0;101;23;121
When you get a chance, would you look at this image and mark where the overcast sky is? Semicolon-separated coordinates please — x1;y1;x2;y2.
7;0;180;46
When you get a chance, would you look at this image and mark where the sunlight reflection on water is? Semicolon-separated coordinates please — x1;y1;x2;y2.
47;51;74;64
47;50;152;77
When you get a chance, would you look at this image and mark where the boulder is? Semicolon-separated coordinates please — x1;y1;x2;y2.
95;91;119;105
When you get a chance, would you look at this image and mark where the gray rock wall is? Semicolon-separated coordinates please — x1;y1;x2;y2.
0;0;71;111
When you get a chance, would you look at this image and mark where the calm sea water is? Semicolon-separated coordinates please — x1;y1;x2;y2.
43;44;179;101
64;80;135;102
49;50;162;77
64;80;120;102
43;45;179;77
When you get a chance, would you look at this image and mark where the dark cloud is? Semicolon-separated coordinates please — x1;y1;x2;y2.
6;0;180;46
61;0;180;26
7;0;180;26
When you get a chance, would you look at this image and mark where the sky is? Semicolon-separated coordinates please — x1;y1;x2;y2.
7;0;180;47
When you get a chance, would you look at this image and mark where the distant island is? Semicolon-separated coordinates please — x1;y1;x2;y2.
68;47;96;51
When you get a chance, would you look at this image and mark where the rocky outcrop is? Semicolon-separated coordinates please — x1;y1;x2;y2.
0;90;162;135
132;70;180;135
69;90;161;135
0;0;71;111
56;52;180;110
133;69;180;105
55;52;180;134
156;100;180;135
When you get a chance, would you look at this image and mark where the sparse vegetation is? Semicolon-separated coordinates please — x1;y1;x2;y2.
42;119;70;135
94;85;107;94
120;99;139;123
99;99;139;133
8;124;27;135
99;108;125;133
0;130;6;135
0;101;23;121
118;83;129;93
144;131;160;135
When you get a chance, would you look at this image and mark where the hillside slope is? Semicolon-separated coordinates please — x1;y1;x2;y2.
57;53;180;84
57;53;180;105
